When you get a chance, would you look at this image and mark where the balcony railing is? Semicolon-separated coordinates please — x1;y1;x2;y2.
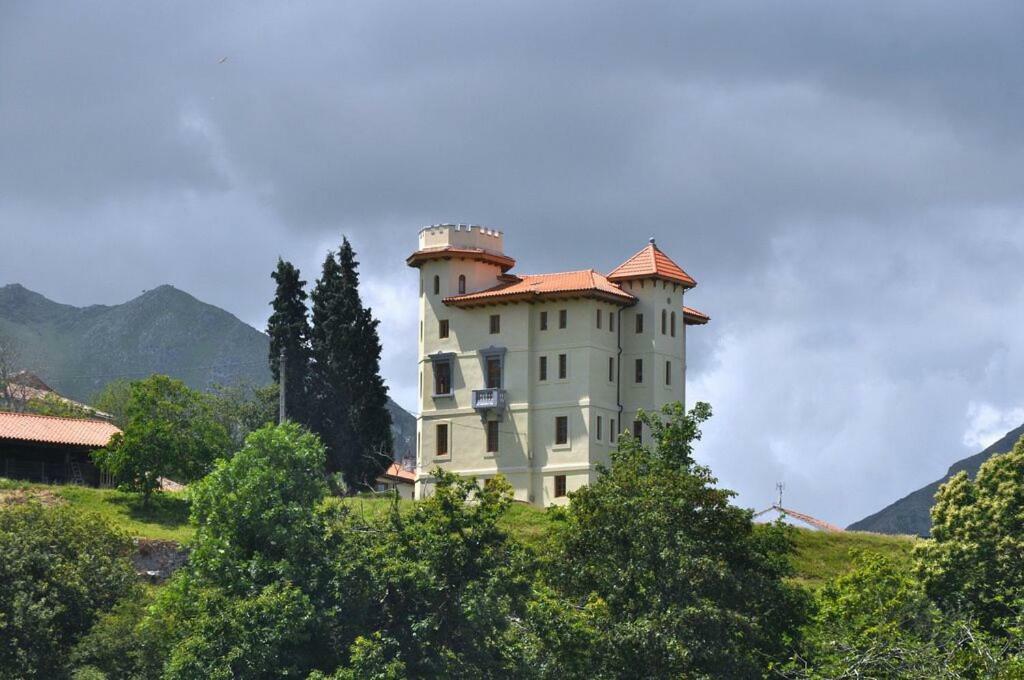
471;388;506;411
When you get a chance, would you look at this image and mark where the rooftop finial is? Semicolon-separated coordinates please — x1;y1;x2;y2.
649;237;656;245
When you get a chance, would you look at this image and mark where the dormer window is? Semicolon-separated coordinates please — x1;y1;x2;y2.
458;275;466;294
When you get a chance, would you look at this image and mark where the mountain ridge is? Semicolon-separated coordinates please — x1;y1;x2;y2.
849;422;1024;536
0;283;415;459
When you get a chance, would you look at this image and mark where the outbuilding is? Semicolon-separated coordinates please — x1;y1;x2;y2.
0;411;121;486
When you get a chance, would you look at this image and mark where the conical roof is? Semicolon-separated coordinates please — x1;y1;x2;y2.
607;240;696;288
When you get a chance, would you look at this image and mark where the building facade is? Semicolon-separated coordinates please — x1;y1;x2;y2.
407;224;708;507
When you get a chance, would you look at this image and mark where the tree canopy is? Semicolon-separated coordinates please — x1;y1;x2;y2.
309;238;392;489
92;375;232;500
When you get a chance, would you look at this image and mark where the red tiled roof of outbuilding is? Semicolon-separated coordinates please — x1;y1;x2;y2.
445;269;636;307
379;462;416;483
607;240;697;288
0;411;121;448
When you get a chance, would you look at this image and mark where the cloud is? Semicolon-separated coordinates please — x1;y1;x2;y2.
3;0;1024;524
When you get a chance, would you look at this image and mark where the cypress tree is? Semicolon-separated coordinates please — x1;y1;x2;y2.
310;238;393;488
267;258;312;425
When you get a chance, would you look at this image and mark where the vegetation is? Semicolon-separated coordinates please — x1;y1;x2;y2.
20;397;1024;678
918;434;1024;636
92;375;232;501
544;403;809;678
268;258;312;425
309;237;393;489
0;503;137;678
0;478;191;542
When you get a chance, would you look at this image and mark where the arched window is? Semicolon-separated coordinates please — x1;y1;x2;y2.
458;274;466;294
661;309;667;335
670;311;676;337
433;275;440;295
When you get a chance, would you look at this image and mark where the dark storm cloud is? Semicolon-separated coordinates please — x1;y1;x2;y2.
2;1;1024;523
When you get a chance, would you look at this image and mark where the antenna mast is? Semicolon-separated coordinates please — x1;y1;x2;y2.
278;348;286;423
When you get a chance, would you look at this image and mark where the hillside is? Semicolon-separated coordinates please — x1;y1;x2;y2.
0;283;416;458
849;422;1024;536
0;479;917;588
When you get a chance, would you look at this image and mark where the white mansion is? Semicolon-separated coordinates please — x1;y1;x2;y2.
407;225;708;506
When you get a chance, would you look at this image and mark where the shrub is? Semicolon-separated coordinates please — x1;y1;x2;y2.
0;504;136;678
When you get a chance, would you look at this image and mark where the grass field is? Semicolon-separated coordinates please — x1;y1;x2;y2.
1;479;918;587
0;478;191;542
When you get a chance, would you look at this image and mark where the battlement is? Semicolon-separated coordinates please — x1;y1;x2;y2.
418;223;505;255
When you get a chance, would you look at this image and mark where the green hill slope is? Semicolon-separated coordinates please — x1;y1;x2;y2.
0;479;918;588
0;283;416;458
849;422;1024;536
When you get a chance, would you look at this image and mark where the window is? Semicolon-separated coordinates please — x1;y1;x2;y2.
486;356;502;389
661;309;667;335
555;416;568;445
635;358;643;384
539;355;548;381
635;313;644;333
436;423;449;456
554;474;567;498
670;311;676;338
633;420;642;442
486;420;499;453
610;419;616;443
419;321;423;340
433;275;440;295
434;360;452;396
558;353;567;380
610;312;615;332
596;415;603;441
540;311;548;330
458;274;466;294
489;314;500;334
608;356;615;382
665;360;672;386
596;308;602;329
559;309;567;329
438;319;449;338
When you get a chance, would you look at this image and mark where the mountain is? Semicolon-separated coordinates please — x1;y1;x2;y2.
0;283;416;459
849;422;1024;536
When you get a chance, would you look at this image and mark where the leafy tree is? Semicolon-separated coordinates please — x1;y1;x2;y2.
268;258;312;425
207;382;279;449
187;421;330;591
90;378;133;427
329;472;535;678
546;402;809;679
0;504;137;679
310;238;393;489
917;435;1024;636
92;375;232;501
786;552;1024;679
70;590;153;679
25;392;96;419
162;583;318;680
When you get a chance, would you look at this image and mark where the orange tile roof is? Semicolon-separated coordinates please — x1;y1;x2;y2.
0;411;121;448
379;462;416;483
406;246;516;272
682;306;710;325
607;240;697;288
445;269;637;307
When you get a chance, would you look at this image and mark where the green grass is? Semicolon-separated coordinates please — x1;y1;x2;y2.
790;527;918;589
1;480;919;589
0;478;192;543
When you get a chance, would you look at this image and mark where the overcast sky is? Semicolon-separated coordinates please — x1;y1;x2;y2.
3;1;1024;525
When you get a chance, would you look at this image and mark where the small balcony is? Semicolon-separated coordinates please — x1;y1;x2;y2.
471;388;506;412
